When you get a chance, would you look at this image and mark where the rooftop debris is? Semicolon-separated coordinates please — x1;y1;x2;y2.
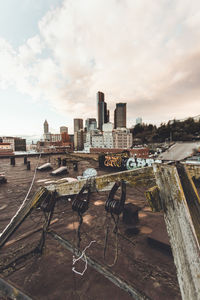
0;174;7;184
50;166;68;176
37;162;52;171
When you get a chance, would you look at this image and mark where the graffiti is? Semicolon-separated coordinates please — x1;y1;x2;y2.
100;152;161;170
126;158;137;170
104;155;122;168
103;152;129;168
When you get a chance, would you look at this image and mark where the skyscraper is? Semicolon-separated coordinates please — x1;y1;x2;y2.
85;118;97;131
44;120;49;134
97;91;109;131
114;103;126;128
43;120;51;141
60;126;68;134
74;118;83;151
74;119;83;133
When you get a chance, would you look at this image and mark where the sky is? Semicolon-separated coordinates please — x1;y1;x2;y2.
0;0;200;137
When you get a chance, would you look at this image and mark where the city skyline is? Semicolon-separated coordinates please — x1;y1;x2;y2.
1;0;200;136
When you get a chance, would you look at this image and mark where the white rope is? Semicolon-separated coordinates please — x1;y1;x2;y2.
72;240;96;276
0;153;41;237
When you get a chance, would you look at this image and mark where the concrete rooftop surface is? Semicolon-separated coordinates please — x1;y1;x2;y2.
0;154;181;300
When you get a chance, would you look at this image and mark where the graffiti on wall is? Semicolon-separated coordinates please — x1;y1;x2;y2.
99;152;161;170
104;152;129;168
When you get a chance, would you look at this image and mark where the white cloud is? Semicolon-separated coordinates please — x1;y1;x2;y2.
0;0;200;125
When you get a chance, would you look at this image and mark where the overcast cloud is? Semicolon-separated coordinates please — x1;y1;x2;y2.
0;0;200;126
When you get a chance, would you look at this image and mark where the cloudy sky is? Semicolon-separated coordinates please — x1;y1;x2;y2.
0;0;200;136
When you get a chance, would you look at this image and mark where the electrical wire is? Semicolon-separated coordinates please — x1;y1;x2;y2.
72;240;96;276
0;153;41;238
103;213;119;268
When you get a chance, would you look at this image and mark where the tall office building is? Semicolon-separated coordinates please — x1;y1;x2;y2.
74;118;83;151
85;118;97;131
43;120;51;141
44;120;49;134
74;129;86;151
97;91;109;131
114;103;126;129
60;126;68;134
107;110;110;124
74;119;83;133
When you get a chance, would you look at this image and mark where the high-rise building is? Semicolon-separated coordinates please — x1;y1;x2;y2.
103;122;114;148
74;119;83;133
74;119;83;150
97;91;109;131
74;129;86;151
113;128;132;149
107;109;110;124
85;118;97;131
60;126;68;134
44;120;49;134
114;103;126;129
43;120;51;141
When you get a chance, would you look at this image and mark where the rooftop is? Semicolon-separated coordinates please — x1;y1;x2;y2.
158;142;200;161
0;154;181;299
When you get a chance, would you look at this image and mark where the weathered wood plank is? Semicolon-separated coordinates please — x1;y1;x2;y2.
184;163;200;179
153;163;200;300
0;277;32;300
46;167;155;197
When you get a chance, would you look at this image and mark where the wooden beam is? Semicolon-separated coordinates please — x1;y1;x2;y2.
4;219;58;247
0;187;50;248
184;163;200;179
153;163;200;300
0;277;32;300
46;167;155;197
